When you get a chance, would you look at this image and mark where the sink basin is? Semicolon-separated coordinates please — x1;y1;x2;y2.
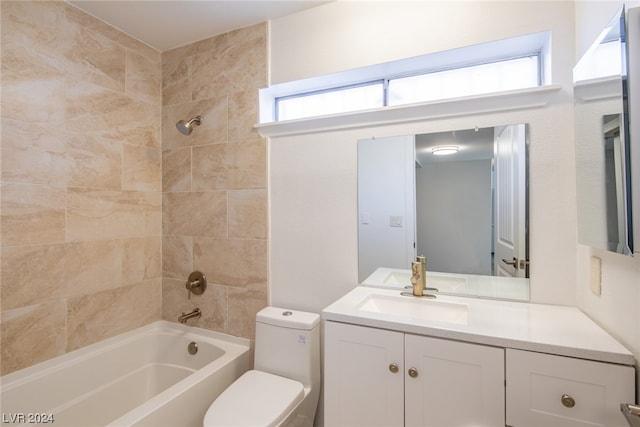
356;293;469;325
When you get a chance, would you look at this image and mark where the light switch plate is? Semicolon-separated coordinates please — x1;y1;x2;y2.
590;256;602;296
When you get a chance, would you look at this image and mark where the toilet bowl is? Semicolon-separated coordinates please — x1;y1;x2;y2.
203;307;320;427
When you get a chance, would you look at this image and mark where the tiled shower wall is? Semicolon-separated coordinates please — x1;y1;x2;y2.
0;1;162;375
0;1;268;375
160;24;269;339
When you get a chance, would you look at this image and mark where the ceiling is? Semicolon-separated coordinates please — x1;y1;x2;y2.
68;1;330;52
415;127;495;165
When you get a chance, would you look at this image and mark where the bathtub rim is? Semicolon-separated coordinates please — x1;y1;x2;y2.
1;320;251;426
1;320;250;388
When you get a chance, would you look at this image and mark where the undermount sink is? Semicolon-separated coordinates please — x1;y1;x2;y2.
356;293;469;325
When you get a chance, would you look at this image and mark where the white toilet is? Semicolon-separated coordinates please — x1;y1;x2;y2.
203;307;320;427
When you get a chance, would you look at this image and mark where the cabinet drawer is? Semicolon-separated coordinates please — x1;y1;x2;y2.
506;349;634;427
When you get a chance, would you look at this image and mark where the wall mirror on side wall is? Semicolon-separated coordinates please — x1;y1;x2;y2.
357;123;530;301
574;6;634;255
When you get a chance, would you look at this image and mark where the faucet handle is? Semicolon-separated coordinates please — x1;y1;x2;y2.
185;271;207;299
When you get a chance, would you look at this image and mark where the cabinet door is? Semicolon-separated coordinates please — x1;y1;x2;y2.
324;322;405;427
404;334;505;427
506;349;635;427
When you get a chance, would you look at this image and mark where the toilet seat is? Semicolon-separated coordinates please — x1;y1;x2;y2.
203;370;305;427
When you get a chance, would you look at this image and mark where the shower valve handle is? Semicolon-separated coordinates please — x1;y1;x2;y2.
185;271;207;299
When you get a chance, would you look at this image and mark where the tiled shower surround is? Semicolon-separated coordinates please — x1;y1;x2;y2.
0;1;268;375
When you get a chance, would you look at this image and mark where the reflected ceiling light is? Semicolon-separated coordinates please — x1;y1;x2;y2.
431;145;459;156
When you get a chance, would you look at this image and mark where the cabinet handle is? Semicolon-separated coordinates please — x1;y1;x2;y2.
408;367;419;378
389;363;399;373
561;394;576;408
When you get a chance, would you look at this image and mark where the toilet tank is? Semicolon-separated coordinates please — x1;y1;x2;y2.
254;307;320;389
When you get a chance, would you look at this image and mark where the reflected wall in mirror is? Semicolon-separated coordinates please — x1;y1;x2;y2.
357;124;530;299
574;6;633;255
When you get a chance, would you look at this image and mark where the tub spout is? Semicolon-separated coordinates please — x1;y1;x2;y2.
178;308;201;324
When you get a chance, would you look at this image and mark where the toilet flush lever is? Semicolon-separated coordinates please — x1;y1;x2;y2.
186;271;207;299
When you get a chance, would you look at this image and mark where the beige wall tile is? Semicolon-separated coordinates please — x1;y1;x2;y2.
123;237;162;284
127;49;161;105
228;189;267;239
225;23;267;48
162;147;191;192
162;235;193;280
67;134;122;190
193;237;267;289
229;89;260;142
1;118;68;187
163;191;227;237
66;279;162;351
122;144;161;191
192;139;267;190
67;188;161;241
1;1;70;74
65;25;126;92
1;301;67;375
227;287;268;339
162;55;192;106
1;240;123;310
191;26;266;101
63;3;160;62
1;183;65;246
1;54;65;123
65;80;160;148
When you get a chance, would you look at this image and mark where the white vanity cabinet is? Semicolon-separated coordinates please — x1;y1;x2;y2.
322;287;636;427
506;349;635;427
324;321;505;427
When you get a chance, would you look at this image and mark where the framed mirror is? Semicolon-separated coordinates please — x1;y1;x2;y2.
574;6;633;255
357;124;529;300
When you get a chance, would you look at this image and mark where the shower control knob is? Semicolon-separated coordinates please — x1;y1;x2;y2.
186;271;207;299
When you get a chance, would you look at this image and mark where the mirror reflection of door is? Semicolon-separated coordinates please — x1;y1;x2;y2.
603;114;628;253
493;124;527;278
415;135;493;276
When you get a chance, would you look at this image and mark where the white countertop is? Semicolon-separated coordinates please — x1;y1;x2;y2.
322;286;635;366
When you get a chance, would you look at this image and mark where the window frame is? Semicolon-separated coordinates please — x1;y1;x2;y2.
260;31;551;124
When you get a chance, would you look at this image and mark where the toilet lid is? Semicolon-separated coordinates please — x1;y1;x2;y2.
203;370;305;427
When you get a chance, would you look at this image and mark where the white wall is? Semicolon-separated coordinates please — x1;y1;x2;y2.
268;1;578;313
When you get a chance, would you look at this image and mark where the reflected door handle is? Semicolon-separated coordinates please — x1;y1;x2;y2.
502;257;518;267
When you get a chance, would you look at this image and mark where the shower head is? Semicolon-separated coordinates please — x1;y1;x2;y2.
176;115;203;136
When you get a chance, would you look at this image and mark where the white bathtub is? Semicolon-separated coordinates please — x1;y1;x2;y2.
1;321;251;427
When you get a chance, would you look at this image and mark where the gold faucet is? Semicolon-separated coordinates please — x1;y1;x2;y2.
404;257;438;298
410;262;424;296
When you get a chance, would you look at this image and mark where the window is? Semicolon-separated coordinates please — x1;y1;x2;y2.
277;82;384;121
387;56;540;106
260;32;550;123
